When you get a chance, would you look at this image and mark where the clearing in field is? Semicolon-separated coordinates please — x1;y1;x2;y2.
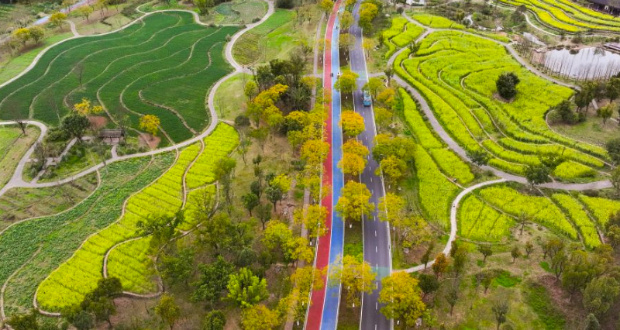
0;12;238;144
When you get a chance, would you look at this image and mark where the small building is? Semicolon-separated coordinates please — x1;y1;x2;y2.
99;129;125;145
587;0;620;15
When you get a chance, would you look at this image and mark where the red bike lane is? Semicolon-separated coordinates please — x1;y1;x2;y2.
305;0;342;328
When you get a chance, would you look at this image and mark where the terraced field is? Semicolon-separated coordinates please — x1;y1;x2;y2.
0;12;238;144
0;155;174;317
36;123;238;312
498;0;620;33
383;17;425;59
394;30;609;181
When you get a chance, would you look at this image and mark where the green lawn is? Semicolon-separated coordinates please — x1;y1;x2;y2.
214;73;251;121
0;126;40;191
233;7;321;66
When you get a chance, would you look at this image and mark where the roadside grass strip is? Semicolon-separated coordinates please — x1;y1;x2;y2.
35;124;238;312
458;194;514;242
107;237;157;294
578;195;620;227
232;9;297;65
400;88;474;185
477;185;578;239
393;30;608;181
0;12;238;144
550;194;601;248
383;17;424;59
0;155;173;317
414;147;460;229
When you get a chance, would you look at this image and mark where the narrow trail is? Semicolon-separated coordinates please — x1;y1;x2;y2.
0;1;275;199
401;179;506;273
387;14;615;274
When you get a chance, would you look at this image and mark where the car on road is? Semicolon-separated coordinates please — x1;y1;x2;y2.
363;90;371;106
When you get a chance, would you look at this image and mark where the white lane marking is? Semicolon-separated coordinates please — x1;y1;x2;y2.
374;230;377;237
370;177;372;183
376;302;378;310
375;246;378;253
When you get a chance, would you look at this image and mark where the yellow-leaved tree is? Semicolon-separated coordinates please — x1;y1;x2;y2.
379;272;426;328
139;114;161;138
73;98;103;116
335;181;374;222
340;110;365;137
329;255;376;307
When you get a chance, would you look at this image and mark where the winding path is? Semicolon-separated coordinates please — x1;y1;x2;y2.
388;14;613;274
0;1;275;199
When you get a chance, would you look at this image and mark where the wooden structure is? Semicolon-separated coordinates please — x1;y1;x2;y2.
98;129;125;144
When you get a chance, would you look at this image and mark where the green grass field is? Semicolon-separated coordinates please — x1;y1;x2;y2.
208;0;268;25
0;12;238;144
0;126;39;191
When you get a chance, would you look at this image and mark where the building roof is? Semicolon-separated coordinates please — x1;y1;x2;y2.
99;129;125;138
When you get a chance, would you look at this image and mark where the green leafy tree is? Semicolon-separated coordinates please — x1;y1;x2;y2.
608;138;620;164
584;313;601;330
418;273;439;298
467;149;490;166
496;72;520;99
203;310;226;330
155;294;181;330
511;246;521;263
525;164;551;187
492;297;509;330
7;309;39;330
445;282;459;315
192;256;234;307
583;276;620;317
194;0;214;15
478;244;493;263
62;113;90;141
227;268;269;308
160;247;194;286
242;193;259;216
597;105;613;125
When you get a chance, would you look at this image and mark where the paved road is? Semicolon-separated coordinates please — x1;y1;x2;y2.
349;2;391;329
305;0;343;328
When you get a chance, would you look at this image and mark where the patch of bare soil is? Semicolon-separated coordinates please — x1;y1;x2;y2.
138;133;161;149
88;115;108;130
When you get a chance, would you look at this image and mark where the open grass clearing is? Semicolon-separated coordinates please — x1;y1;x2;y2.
0;126;39;190
0;173;98;227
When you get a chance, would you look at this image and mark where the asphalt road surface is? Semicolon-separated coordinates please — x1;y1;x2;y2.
349;1;392;329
